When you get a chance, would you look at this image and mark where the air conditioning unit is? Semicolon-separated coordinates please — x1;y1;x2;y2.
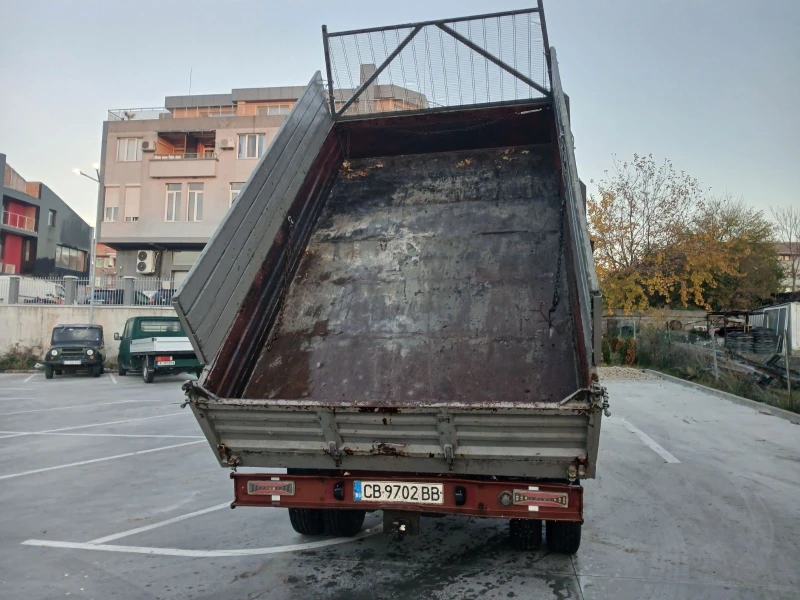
136;250;156;274
219;138;235;150
141;140;157;152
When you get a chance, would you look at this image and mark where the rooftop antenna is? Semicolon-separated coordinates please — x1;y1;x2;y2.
189;68;193;95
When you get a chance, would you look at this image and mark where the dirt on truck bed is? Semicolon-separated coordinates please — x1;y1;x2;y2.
243;144;580;405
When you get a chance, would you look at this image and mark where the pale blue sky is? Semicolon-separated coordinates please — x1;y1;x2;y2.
0;0;797;224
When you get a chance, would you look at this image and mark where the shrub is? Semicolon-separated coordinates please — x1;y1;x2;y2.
0;347;40;371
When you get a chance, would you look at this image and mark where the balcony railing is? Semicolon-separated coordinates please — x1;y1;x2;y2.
2;210;37;233
107;107;171;121
107;105;238;121
151;151;216;160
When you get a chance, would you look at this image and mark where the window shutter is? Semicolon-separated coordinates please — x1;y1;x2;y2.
125;186;140;220
104;186;119;208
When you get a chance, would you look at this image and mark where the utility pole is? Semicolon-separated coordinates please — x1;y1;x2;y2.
72;164;101;323
711;322;719;380
785;329;792;401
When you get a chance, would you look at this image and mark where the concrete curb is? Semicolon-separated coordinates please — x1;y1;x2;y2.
643;369;799;423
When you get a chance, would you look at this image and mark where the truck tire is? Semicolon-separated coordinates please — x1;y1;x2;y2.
546;521;581;554
323;510;366;537
509;518;542;551
92;364;102;378
288;508;325;536
45;364;54;380
118;365;127;376
142;361;155;383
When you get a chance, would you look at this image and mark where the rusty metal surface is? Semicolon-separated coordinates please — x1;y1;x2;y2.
231;472;584;521
188;397;595;478
243;144;579;405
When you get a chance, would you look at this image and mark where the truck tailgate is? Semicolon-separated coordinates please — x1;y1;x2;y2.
130;337;194;354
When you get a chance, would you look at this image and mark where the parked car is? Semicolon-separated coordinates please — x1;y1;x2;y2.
115;316;203;382
0;276;65;304
150;289;175;306
43;324;105;379
84;289;149;305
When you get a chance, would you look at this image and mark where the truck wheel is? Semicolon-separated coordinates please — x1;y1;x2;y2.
142;363;155;383
546;521;582;554
45;364;54;380
288;508;325;535
92;364;102;378
509;519;542;551
323;510;366;537
118;365;127;376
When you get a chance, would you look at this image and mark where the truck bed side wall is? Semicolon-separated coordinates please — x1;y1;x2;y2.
173;72;339;389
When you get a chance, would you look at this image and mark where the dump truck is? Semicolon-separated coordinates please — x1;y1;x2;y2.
175;6;606;553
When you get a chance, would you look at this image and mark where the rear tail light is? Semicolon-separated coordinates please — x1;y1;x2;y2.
155;355;173;362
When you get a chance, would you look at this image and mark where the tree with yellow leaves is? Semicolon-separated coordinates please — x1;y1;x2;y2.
589;154;781;312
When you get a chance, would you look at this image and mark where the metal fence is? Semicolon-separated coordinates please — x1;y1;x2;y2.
0;275;177;306
323;5;550;118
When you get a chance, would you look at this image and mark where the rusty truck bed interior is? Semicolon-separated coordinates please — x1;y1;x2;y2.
239;106;580;405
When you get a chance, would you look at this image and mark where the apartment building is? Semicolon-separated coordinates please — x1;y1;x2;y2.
94;243;117;287
1;153;92;277
776;242;799;293
98;73;426;286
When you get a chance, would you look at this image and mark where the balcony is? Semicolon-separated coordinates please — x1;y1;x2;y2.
1;210;37;233
149;157;217;178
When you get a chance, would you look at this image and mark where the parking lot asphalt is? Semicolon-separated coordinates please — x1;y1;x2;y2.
0;370;798;600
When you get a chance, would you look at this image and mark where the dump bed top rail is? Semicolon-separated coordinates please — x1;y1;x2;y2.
323;4;551;119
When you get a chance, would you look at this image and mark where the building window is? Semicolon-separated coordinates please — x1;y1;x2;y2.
55;245;87;272
23;239;31;262
238;133;265;159
165;183;182;222
258;105;291;116
230;182;245;206
48;210;56;227
117;138;143;162
95;257;103;268
187;183;204;222
103;186;119;222
124;186;140;222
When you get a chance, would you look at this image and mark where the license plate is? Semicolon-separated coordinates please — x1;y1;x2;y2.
63;360;81;365
354;481;444;505
156;360;175;366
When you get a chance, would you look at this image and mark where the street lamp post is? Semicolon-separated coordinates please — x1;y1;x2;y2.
72;164;101;323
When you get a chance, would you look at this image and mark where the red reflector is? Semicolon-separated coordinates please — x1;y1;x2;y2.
155;356;172;362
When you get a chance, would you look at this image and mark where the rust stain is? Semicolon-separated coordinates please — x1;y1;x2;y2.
370;442;408;456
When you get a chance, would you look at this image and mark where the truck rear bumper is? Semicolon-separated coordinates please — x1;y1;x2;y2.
231;472;583;522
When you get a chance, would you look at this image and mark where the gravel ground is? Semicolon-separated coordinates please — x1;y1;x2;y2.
598;366;662;381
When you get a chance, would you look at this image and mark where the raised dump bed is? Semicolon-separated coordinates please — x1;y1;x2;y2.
174;6;605;551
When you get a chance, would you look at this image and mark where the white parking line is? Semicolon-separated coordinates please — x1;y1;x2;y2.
0;431;203;440
23;525;384;557
0;412;186;440
0;398;165;416
88;503;231;544
0;440;204;481
108;373;118;384
618;417;681;464
23;374;37;383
